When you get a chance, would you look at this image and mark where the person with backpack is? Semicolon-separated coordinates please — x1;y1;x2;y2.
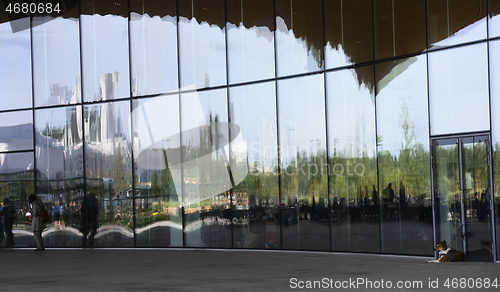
28;194;46;251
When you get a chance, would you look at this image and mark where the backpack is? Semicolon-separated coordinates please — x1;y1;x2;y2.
38;202;51;223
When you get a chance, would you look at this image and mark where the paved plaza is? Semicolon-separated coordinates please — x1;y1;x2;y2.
0;248;499;291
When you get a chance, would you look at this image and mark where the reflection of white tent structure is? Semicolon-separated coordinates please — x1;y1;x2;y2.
133;87;248;203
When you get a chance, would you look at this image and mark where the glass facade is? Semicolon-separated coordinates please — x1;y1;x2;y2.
376;55;431;255
327;66;378;253
0;0;499;260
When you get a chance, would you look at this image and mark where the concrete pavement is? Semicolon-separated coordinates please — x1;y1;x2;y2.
0;248;499;291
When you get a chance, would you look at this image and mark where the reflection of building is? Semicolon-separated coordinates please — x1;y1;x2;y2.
1;0;500;261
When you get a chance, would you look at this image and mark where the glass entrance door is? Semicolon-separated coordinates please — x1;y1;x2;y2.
432;135;494;262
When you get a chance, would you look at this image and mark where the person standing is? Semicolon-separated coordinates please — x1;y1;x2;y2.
28;194;46;251
1;198;16;247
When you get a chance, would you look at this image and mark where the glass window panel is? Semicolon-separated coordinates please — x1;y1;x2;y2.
326;66;378;253
428;0;487;49
178;0;226;89
490;40;500;260
81;0;130;102
0;110;33;151
376;55;432;255
0;17;32;110
180;88;231;248
325;0;373;69
0;152;35;247
132;94;183;247
374;0;426;60
35;106;84;247
278;74;328;251
33;5;81;107
227;0;275;84
84;101;133;247
276;0;323;77
429;43;489;135
130;0;178;96
228;81;279;249
490;0;500;37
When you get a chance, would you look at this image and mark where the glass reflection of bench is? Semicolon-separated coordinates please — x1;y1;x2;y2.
263;242;276;249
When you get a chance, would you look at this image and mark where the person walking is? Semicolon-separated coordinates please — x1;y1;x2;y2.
28;194;46;251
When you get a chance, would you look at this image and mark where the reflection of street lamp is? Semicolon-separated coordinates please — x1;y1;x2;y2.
288;126;295;149
333;138;339;158
309;139;320;156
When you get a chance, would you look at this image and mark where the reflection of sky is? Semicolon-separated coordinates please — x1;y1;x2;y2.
179;17;226;89
0;110;32;128
229;81;277;168
325;43;352;69
327;68;376;159
81;14;130;101
227;23;275;84
1;11;499;148
278;74;326;163
133;93;180;151
430;17;486;48
32;17;80;106
0;18;32;110
491;14;500;37
376;55;429;156
276;16;322;76
490;40;500;145
130;13;178;96
429;43;489;136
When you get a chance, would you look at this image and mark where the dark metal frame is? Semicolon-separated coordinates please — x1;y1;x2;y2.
430;132;496;262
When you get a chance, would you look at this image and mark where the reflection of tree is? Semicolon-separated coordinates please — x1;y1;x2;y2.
494;142;500;199
42;123;65;140
379;101;430;201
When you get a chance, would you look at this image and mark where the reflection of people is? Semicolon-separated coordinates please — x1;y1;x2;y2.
383;183;395;203
53;202;61;230
28;194;46;251
372;185;377;206
478;189;488;222
1;198;16;247
399;181;406;205
388;183;395;202
82;193;99;247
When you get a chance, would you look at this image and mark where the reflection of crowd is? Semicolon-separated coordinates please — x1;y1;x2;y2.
436;189;492;223
474;190;490;222
328;183;432;225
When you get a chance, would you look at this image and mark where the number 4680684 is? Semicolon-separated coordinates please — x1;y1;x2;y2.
443;278;498;289
5;2;61;14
